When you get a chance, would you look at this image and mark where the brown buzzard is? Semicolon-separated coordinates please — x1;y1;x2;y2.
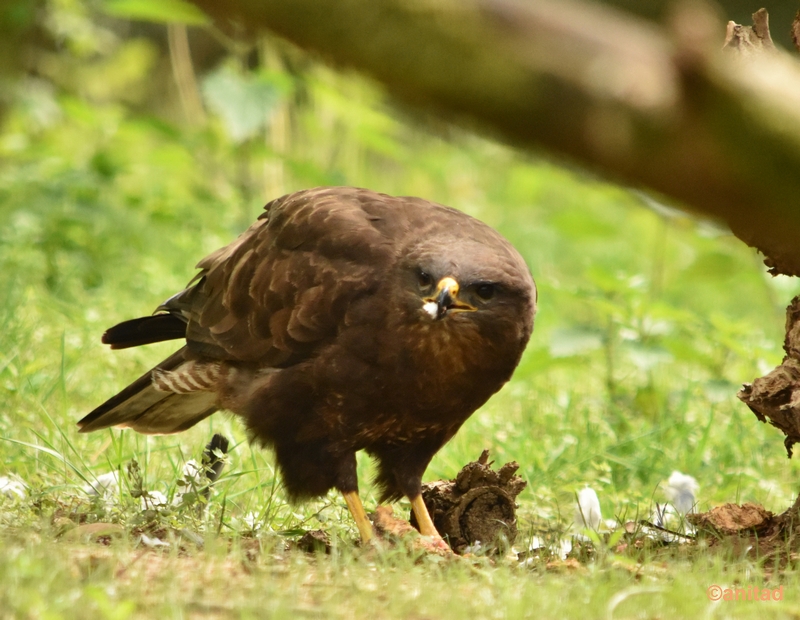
79;187;536;545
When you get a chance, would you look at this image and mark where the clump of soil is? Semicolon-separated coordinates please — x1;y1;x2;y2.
295;529;331;554
688;500;800;564
409;449;527;555
688;502;774;536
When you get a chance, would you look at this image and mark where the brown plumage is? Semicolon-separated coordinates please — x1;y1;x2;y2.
79;187;536;545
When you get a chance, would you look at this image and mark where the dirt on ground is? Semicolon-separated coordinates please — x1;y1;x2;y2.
687;499;800;566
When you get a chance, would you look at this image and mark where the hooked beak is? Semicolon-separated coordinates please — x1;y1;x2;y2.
423;277;474;320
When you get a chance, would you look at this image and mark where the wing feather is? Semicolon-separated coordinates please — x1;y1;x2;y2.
162;188;397;366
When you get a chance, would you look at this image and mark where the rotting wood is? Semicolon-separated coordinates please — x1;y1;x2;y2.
739;295;800;457
723;8;775;57
792;10;800;53
186;0;800;276
409;450;526;555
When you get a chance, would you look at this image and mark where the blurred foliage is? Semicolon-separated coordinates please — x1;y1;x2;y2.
1;0;800;547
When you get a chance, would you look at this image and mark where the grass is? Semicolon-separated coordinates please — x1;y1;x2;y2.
4;518;800;619
3;2;800;617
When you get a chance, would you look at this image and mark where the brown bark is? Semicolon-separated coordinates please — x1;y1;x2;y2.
723;8;775;55
408;450;527;554
739;296;800;457
688;502;774;536
187;0;800;276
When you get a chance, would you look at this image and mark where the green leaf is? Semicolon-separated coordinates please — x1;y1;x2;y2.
549;327;603;358
606;527;625;549
202;66;284;143
103;0;210;26
703;379;739;403
1;436;88;483
624;343;673;370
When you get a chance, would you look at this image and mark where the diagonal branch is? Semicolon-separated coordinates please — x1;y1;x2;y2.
188;0;800;276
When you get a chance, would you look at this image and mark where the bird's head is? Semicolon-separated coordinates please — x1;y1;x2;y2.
399;236;536;339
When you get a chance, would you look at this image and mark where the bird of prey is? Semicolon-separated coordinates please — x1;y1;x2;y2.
79;187;536;546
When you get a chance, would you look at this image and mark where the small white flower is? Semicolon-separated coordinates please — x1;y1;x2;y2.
529;536;573;560
647;502;695;542
574;487;602;531
84;471;119;496
173;459;206;506
139;534;170;548
242;511;261;530
181;460;204;483
0;475;27;499
652;502;677;528
463;540;483;555
665;471;699;514
140;490;169;510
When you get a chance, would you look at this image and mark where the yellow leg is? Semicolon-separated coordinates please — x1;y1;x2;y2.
410;495;442;539
342;490;374;544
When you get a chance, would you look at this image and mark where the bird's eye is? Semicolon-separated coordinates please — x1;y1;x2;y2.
476;284;495;300
417;270;433;289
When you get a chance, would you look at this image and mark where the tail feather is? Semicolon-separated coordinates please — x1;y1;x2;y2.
102;314;187;350
119;391;218;434
78;347;219;435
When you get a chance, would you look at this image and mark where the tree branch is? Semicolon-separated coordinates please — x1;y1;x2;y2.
189;0;800;275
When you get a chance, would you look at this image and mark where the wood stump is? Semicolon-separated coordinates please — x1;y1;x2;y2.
739;295;800;457
409;450;527;554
